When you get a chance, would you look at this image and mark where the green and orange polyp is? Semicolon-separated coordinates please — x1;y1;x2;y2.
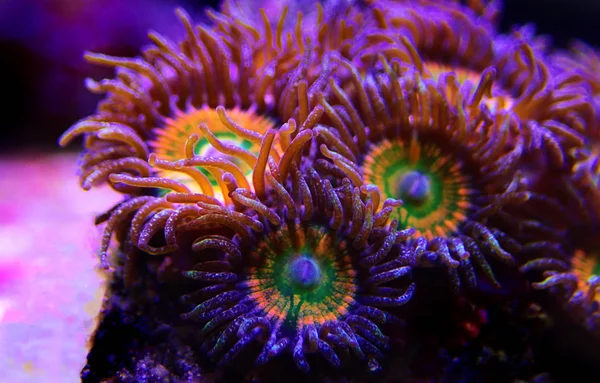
363;137;473;239
150;106;276;195
573;248;600;297
247;224;357;328
423;61;514;114
182;209;412;371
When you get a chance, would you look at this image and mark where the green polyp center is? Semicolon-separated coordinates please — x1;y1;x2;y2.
593;258;600;276
194;132;254;181
398;171;431;208
287;255;322;291
386;165;443;220
272;250;335;303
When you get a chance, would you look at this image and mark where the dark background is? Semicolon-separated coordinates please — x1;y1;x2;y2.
1;0;598;152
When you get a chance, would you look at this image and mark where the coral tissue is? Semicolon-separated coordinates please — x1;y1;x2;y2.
60;1;600;382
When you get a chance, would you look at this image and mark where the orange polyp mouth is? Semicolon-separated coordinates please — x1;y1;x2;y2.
572;248;600;296
423;61;515;114
149;106;277;199
424;62;482;84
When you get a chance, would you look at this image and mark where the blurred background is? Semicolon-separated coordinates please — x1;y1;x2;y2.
0;0;219;152
0;0;598;382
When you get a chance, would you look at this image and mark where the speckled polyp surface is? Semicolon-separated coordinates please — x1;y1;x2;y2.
0;153;120;383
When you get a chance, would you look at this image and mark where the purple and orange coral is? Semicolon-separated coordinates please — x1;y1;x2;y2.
58;0;600;382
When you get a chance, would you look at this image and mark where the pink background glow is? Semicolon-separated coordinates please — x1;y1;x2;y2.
0;153;120;382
